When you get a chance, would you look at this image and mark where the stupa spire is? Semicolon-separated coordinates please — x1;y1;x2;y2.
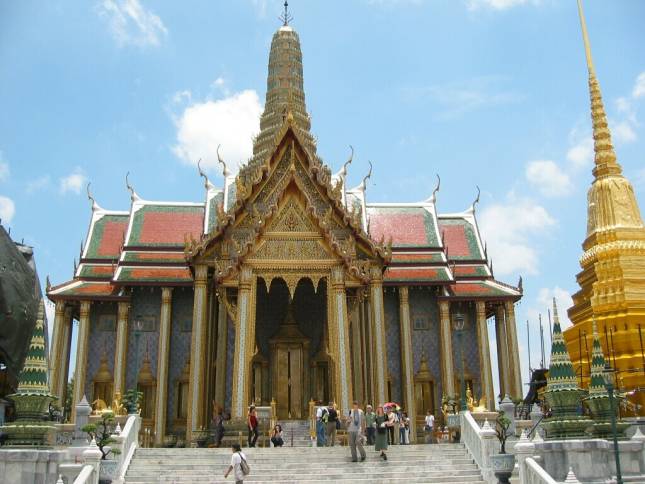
17;301;51;395
576;0;643;236
251;3;317;165
587;320;608;397
546;298;578;392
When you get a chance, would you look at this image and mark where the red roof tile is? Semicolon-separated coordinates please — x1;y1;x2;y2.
367;207;440;248
139;211;203;245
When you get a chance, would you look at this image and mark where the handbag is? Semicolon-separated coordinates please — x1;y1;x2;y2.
239;453;250;476
335;419;341;430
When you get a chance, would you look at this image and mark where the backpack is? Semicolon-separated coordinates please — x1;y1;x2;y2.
238;452;250;476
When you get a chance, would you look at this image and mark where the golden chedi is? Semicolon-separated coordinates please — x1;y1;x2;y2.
565;1;645;416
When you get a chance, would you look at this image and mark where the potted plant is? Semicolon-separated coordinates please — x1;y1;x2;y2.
82;411;122;460
122;389;143;415
490;411;515;481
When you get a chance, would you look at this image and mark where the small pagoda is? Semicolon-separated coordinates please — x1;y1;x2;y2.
542;298;590;439
1;302;56;447
584;321;629;438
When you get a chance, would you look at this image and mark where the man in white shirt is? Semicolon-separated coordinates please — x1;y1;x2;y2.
315;405;327;446
224;443;247;483
425;411;435;444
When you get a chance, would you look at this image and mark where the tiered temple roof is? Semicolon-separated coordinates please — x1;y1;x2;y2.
48;16;520;306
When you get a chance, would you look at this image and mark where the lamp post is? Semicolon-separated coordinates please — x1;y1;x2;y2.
454;314;467;412
603;363;623;484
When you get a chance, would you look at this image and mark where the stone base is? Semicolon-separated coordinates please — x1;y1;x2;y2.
0;449;66;484
537;438;645;483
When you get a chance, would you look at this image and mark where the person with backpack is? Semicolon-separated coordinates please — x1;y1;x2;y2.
325;401;338;447
224;443;249;483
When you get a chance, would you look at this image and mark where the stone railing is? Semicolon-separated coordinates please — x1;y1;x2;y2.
110;414;141;484
525;458;558;484
460;411;499;483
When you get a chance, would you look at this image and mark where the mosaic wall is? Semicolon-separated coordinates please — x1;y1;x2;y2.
225;316;235;411
166;287;194;429
126;287;161;390
408;288;442;400
85;302;117;401
450;302;482;399
383;290;402;404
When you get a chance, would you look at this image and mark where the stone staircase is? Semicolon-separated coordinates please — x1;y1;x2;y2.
279;420;312;447
124;443;485;483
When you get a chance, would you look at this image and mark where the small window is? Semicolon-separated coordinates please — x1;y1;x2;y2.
98;314;116;332
413;315;429;331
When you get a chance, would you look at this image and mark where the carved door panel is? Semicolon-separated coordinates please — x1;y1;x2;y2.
274;344;304;420
415;381;435;419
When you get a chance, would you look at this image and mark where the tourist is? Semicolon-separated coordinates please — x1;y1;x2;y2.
224;443;248;483
374;405;391;460
386;406;397;445
346;401;366;462
325;401;338;447
247;405;259;448
270;424;284;447
316;404;327;446
400;412;410;444
213;408;225;447
425;410;435;444
364;405;376;445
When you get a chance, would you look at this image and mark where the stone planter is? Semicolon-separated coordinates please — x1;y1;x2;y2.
100;459;119;482
446;414;460;430
490;453;515;473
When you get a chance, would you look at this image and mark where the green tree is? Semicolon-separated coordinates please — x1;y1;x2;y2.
82;412;121;460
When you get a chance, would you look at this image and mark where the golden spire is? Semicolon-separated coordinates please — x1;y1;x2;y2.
576;0;643;236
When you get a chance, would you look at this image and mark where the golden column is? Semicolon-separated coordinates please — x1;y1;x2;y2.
330;267;353;414
154;287;173;446
71;300;91;422
439;301;455;398
187;264;209;440
369;266;389;406
349;292;363;404
475;301;495;410
505;301;523;400
495;305;510;399
59;305;74;402
49;301;67;404
398;286;416;442
231;266;257;419
113;301;130;402
214;291;228;407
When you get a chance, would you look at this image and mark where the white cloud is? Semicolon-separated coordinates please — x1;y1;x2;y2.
566;134;594;170
59;168;87;195
467;0;538;11
26;175;51;194
0;160;8;181
611;119;637;144
404;76;523;119
479;195;556;276
98;0;168;47
525;160;572;198
632;72;645;99
0;195;15;224
172;89;262;175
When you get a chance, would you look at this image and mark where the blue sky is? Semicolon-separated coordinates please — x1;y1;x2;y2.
1;0;644;396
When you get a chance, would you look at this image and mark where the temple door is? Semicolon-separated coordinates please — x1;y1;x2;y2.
274;343;304;419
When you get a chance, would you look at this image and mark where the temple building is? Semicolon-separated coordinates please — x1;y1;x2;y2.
565;1;645;415
46;15;523;444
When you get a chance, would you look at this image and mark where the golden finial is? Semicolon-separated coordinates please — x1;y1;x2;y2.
279;0;293;26
125;172;141;202
576;0;594;75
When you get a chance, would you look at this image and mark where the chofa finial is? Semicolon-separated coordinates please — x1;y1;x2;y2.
425;174;441;204
217;145;231;178
125;172;141;202
362;160;373;190
197;159;215;191
86;182;103;211
279;0;293;26
469;185;481;213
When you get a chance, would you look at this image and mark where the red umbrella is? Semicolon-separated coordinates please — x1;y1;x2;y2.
384;402;401;410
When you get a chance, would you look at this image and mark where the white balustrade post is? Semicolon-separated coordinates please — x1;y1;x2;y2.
82;438;103;484
479;419;498;483
514;430;535;484
631;427;645;472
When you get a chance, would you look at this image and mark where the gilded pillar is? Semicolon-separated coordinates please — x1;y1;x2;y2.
439;300;455;398
113;301;130;402
187;264;209;440
59;306;73;403
330;267;352;414
495;305;510;399
349;292;363;404
71;300;91;423
49;301;67;404
214;292;228;407
154;287;173;446
398;286;416;442
369;266;388;406
475;301;495;410
505;301;523;400
231;267;257;419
